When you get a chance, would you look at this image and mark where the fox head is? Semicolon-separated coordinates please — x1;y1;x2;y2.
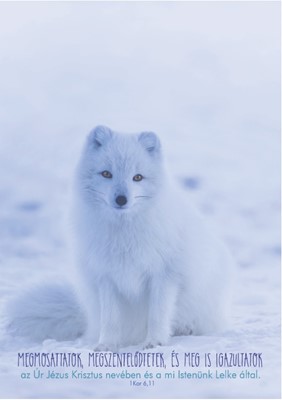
77;125;165;216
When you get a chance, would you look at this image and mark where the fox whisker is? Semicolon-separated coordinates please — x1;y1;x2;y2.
85;186;105;195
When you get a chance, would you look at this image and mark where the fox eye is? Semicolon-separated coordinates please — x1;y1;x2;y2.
101;170;112;178
133;174;143;182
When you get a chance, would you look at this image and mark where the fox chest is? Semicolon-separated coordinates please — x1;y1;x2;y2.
91;234;166;298
105;245;155;297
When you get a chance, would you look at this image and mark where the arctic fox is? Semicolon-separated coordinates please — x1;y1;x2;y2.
6;126;233;349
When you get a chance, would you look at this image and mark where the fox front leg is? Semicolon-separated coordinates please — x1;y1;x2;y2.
143;274;178;349
95;280;121;351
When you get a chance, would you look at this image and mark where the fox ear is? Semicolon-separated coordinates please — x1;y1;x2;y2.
138;132;161;155
88;125;112;148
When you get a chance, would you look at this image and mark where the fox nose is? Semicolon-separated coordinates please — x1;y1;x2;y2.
115;195;127;206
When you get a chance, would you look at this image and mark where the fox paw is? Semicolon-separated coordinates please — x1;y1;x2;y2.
94;343;119;352
142;339;165;350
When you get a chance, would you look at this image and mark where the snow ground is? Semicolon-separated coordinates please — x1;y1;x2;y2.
0;2;280;398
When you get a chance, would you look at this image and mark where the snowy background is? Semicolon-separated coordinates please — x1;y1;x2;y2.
0;1;280;398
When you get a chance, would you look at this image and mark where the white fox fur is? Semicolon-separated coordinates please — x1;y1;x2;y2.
5;126;234;349
6;281;86;342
